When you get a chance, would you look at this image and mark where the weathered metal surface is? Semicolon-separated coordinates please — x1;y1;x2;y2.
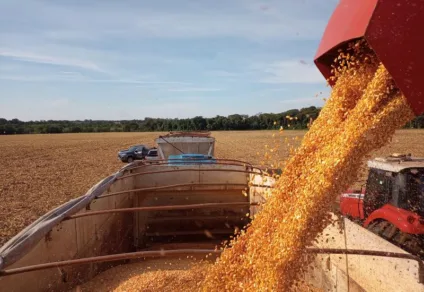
116;167;266;180
0;174;135;292
125;158;256;171
65;202;258;220
155;135;215;159
249;173;275;216
305;216;424;292
0;162;255;291
0;249;222;277
98;183;249;199
131;164;251;249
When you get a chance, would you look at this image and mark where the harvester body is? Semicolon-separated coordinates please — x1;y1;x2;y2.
315;0;424;115
340;154;424;255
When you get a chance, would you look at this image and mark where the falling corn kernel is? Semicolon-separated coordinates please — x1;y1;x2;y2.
204;230;214;239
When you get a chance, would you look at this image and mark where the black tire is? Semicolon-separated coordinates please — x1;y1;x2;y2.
393;232;424;258
368;221;424;258
367;220;383;235
367;220;393;238
127;157;134;163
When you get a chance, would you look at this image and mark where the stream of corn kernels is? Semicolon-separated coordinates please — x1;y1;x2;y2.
201;43;414;291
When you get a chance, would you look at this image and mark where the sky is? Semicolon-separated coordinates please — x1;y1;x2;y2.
0;0;339;121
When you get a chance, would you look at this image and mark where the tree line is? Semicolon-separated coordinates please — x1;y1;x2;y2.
1;106;423;135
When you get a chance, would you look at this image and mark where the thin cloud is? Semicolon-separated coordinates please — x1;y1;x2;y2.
0;49;102;72
259;60;325;84
0;74;190;86
207;70;239;78
89;79;192;85
47;98;70;108
167;87;222;92
60;71;83;75
5;1;329;42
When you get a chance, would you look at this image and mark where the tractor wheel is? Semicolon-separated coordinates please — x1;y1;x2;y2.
367;220;389;236
381;223;399;240
368;221;403;242
367;221;424;258
366;221;379;233
393;232;424;258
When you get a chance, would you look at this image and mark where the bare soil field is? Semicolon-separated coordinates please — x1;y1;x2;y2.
1;130;423;245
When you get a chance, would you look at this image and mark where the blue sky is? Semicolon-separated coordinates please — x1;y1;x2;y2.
0;0;338;121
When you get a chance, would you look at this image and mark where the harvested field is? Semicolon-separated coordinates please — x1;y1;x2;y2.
0;130;423;245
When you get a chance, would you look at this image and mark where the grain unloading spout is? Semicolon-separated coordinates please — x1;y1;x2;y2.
314;0;424;115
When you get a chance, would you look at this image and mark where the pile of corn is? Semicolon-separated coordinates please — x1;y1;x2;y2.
201;40;414;291
91;40;415;291
80;258;212;292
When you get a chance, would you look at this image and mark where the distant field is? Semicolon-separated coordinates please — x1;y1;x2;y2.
1;130;423;245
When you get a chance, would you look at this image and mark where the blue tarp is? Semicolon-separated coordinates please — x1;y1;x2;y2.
167;154;217;166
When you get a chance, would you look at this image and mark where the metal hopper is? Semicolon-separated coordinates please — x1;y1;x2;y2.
315;0;424;115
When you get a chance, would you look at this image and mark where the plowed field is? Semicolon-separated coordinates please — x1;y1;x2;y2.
1;130;423;245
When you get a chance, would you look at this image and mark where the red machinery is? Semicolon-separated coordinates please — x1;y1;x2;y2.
314;0;424;115
314;0;424;256
340;154;424;255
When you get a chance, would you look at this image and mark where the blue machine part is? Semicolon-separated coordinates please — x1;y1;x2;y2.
167;154;217;166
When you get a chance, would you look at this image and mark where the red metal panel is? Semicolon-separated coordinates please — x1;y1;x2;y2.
315;0;424;115
363;204;424;234
365;1;424;115
314;0;378;82
340;196;364;219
